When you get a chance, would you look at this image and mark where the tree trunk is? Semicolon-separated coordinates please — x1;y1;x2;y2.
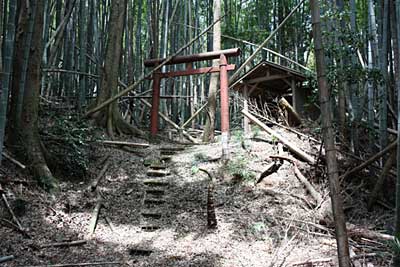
203;0;221;142
394;1;400;266
91;0;143;138
18;0;57;191
310;1;350;266
0;0;17;164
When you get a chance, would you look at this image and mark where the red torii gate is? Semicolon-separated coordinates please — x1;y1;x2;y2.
144;48;240;158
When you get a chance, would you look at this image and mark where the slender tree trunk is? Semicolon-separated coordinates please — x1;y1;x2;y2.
379;0;389;155
394;1;400;266
310;1;350;266
0;0;17;164
203;0;221;142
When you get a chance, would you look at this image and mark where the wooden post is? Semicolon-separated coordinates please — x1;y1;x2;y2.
150;71;161;136
243;84;251;136
292;78;305;116
220;54;230;160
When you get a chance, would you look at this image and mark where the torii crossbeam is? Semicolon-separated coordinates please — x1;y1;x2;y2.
144;48;240;159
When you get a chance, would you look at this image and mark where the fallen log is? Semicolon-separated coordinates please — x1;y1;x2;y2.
278;97;302;126
251;112;321;144
0;255;14;263
100;140;150;148
270;155;322;205
25;262;122;267
347;223;394;241
340;139;397;180
242;109;315;164
40;240;86;248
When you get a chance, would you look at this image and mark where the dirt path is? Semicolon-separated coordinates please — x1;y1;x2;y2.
0;131;392;266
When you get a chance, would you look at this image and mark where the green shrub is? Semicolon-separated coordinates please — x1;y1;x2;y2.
226;155;255;181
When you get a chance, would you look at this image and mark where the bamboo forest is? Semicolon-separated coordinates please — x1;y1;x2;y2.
2;0;400;266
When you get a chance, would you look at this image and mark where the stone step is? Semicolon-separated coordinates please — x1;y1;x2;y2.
141;212;162;219
146;169;170;177
161;155;172;162
129;248;153;256
160;150;176;156
145;189;165;196
149;164;167;170
144;198;166;205
143;179;169;187
141;224;161;232
160;146;185;152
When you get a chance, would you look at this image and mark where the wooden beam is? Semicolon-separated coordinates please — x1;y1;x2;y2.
246;74;291;84
123;95;193;99
144;48;240;67
155;64;235;78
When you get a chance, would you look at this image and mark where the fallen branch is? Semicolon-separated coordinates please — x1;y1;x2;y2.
1;151;26;169
340;139;397;180
99;140;149;148
88;196;102;236
87;157;111;192
346;223;394;241
40;240;87;248
242;109;315;164
105;216;115;232
367;150;396;209
251;137;274;144
0;185;29;237
0;255;14;263
25;262;122;267
270;155;323;205
256;162;280;184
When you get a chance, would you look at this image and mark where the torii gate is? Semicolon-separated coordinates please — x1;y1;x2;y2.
144;48;240;159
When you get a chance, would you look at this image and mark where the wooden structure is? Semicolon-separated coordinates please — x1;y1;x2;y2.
144;48;240;159
231;60;307;134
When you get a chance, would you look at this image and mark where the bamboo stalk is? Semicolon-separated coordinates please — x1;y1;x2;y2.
340;140;397;180
242;109;315;164
229;0;306;83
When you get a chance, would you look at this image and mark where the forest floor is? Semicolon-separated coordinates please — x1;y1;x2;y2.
0;123;394;267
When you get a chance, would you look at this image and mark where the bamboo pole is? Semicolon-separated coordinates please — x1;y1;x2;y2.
229;0;306;83
242;109;315;164
340;140;397;180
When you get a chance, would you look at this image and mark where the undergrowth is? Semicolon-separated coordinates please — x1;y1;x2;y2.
40;110;101;180
226;154;255;182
